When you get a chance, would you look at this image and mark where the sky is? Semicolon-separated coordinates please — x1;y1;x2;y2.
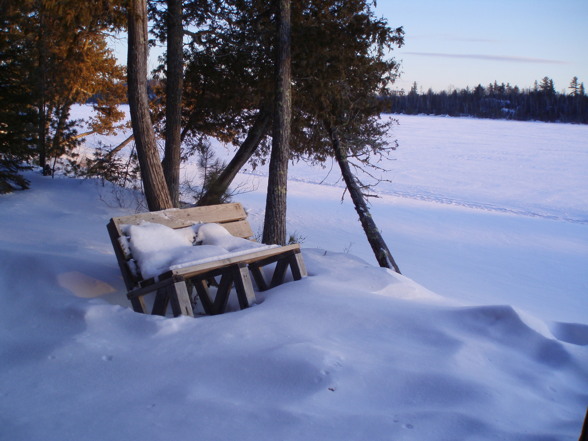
111;0;588;94
373;0;588;92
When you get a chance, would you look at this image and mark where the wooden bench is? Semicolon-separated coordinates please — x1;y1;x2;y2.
107;203;307;317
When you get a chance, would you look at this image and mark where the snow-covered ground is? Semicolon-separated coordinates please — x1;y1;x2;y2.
0;109;586;440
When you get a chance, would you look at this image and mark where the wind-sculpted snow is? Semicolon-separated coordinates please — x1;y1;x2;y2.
551;322;588;346
0;110;586;440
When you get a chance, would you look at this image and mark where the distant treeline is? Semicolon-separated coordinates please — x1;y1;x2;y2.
383;77;588;124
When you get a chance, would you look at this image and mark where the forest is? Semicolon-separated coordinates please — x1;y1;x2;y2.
385;77;588;123
0;0;405;268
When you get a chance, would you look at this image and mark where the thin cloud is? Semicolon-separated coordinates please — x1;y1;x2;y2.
404;52;569;65
411;34;499;43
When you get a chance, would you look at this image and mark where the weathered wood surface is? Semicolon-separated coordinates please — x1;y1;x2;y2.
107;203;306;318
111;202;250;235
170;244;301;279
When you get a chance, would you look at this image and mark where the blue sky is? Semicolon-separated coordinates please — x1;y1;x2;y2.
374;0;588;92
111;0;587;94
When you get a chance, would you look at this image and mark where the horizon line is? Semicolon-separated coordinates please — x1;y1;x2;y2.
403;52;569;65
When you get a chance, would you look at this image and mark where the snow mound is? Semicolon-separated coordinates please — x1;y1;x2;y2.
1;114;587;441
551;322;588;346
196;222;270;252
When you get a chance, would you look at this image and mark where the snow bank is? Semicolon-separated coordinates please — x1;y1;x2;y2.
1;110;587;441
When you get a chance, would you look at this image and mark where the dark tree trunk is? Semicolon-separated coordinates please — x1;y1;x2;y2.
329;127;401;274
263;0;291;246
50;103;70;155
161;0;183;207
47;103;70;176
127;0;173;211
37;1;47;170
197;106;271;206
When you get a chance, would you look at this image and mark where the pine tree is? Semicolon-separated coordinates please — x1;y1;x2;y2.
540;76;555;95
149;0;230;205
569;76;580;96
185;0;403;190
182;0;404;265
0;4;36;191
0;0;126;189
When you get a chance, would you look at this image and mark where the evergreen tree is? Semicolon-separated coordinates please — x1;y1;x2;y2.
185;0;403;189
387;77;587;124
0;0;126;190
539;76;555;95
569;77;580;96
184;0;404;264
0;4;36;191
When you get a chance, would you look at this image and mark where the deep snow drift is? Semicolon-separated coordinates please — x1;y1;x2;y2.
0;112;587;441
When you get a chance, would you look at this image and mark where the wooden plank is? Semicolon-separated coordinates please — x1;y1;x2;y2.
212;269;234;314
249;265;268;291
112;202;247;230
270;257;290;288
192;279;214;315
290;251;308;280
169;281;194;317
233;263;257;309
129;296;148;314
152;287;170;316
107;219;140;291
127;276;177;299
171;244;301;279
221;219;254;239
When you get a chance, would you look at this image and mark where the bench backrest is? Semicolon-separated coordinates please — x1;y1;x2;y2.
107;203;255;290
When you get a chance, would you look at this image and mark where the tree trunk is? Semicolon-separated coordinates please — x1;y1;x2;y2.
197;106;271;206
127;0;173;211
262;0;291;246
161;0;183;207
329;127;401;274
50;102;70;157
37;0;47;170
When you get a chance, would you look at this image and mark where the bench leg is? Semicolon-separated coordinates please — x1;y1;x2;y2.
250;249;308;290
233;263;257;309
169;281;194;317
129;296;148;314
249;264;269;291
193;279;214;315
290;250;308;280
212;269;234;315
270;257;290;288
152;287;170;316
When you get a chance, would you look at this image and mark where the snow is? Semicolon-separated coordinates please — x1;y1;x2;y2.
194;222;272;253
0;109;587;440
125;221;276;279
126;222;195;278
